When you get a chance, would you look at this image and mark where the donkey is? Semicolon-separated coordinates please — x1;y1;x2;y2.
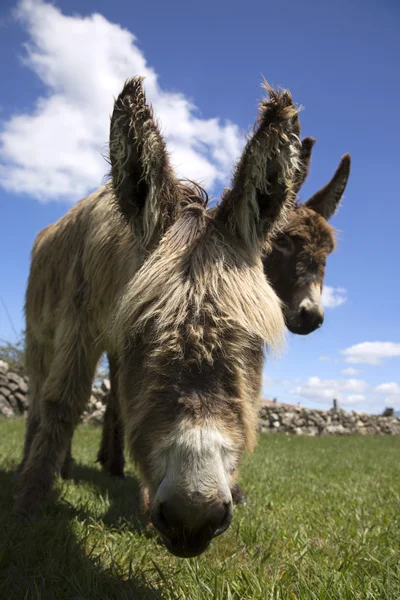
94;139;351;500
16;76;304;558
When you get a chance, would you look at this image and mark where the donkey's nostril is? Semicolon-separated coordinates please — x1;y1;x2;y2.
212;501;233;538
299;306;324;332
152;496;233;541
151;502;174;537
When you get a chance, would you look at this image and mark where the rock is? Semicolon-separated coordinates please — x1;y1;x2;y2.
101;379;111;393
305;426;319;436
82;407;105;425
382;407;394;417
14;391;29;412
281;411;295;422
5;393;21;414
0;361;9;374
0;395;14;418
0;386;11;398
18;379;28;394
272;421;280;429
7;372;26;390
323;424;350;435
91;388;105;400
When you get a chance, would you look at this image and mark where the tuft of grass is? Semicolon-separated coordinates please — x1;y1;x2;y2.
0;420;399;599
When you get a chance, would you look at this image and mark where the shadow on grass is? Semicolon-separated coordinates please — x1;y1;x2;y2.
70;462;145;531
0;468;163;600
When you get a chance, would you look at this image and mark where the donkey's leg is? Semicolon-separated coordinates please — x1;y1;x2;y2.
17;332;52;473
14;320;102;516
17;411;40;474
231;482;248;506
97;354;125;478
60;439;73;480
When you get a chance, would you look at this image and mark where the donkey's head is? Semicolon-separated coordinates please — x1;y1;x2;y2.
109;78;301;557
263;137;351;335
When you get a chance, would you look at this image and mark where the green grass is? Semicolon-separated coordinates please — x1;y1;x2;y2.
0;420;399;599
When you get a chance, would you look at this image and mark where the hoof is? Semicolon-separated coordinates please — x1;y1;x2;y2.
99;461;125;479
12;497;42;520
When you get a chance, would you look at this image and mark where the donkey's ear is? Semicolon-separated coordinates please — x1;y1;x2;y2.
109;77;179;246
305;154;351;220
216;83;301;250
292;136;316;196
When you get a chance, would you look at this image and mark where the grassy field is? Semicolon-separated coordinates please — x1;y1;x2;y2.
0;420;399;599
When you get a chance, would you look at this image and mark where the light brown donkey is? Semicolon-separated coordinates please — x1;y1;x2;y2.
17;77;304;558
94;138;351;506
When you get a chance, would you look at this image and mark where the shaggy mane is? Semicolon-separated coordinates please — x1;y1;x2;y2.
113;204;286;365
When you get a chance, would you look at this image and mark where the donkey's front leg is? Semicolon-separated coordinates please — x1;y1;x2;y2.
14;403;76;516
60;439;73;480
14;338;101;516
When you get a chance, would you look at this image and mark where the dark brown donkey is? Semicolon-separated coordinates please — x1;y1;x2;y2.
95;138;351;506
17;77;303;558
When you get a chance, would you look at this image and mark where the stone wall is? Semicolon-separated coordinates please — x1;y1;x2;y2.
0;361;29;418
1;361;400;435
259;403;400;436
0;360;107;424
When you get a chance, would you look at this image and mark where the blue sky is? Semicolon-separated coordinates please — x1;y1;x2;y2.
0;0;399;413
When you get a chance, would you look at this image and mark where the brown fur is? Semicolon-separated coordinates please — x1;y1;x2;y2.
96;140;351;484
15;78;303;556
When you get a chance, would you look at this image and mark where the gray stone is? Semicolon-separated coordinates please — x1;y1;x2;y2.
324;424;350;435
0;396;14;418
305;426;319;436
82;407;105;425
7;372;26;388
101;379;111;393
6;394;20;414
0;386;11;398
14;391;29;411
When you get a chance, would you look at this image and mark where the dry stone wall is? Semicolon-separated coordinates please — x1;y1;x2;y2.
259;403;400;436
1;361;399;435
0;360;107;424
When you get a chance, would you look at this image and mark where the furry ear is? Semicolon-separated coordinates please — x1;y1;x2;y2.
305;154;351;220
216;83;301;251
292;137;316;196
109;77;180;247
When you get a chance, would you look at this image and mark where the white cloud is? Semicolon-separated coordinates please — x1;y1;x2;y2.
341;367;361;376
290;376;368;406
375;382;400;408
0;0;243;201
319;355;332;362
279;379;294;386
321;286;347;308
345;394;366;404
341;342;400;365
375;382;400;395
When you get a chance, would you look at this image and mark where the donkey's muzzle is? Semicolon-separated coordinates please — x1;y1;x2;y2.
151;496;233;558
286;304;324;335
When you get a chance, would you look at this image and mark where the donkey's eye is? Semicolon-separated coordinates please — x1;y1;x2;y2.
275;234;294;255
